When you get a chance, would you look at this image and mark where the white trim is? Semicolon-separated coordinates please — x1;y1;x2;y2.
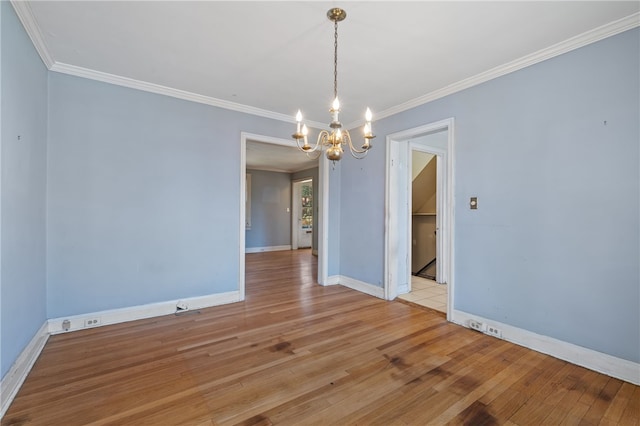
245;245;291;254
240;135;247;301
246;166;306;174
10;1;637;130
451;310;640;385
240;132;328;290
317;154;330;285
385;119;455;322
410;143;447;286
325;275;340;286
325;275;385;299
353;12;640;127
48;291;241;335
9;1;54;68
1;322;49;418
291;181;301;250
49;63;308;124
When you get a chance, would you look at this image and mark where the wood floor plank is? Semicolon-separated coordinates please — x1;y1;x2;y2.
2;250;638;425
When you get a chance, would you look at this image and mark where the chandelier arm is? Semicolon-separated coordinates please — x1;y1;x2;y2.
294;129;325;153
303;131;328;159
349;150;369;159
317;130;330;150
343;129;370;155
294;137;312;152
305;148;323;160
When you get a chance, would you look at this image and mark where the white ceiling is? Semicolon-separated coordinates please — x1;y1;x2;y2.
246;140;318;173
15;1;639;130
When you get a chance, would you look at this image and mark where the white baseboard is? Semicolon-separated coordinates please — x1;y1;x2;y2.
245;245;291;254
0;291;241;420
326;275;385;299
1;321;50;418
451;309;640;385
48;291;241;334
325;275;340;286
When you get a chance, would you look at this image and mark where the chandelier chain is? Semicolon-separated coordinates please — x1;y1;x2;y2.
291;8;373;162
334;18;338;101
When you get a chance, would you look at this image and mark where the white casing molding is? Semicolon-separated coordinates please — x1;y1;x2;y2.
326;275;385;299
48;291;241;334
451;309;640;385
1;322;50;418
245;245;292;254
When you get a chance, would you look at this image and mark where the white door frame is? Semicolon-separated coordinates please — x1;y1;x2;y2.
292;180;301;250
384;118;455;319
291;178;313;250
410;144;446;285
240;132;328;300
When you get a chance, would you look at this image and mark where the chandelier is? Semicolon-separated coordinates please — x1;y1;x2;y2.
292;8;375;162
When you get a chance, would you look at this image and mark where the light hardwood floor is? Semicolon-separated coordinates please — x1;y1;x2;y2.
3;250;639;425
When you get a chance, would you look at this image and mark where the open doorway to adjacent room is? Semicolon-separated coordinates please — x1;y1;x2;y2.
239;132;328;300
292;178;314;251
398;148;447;313
385;119;454;319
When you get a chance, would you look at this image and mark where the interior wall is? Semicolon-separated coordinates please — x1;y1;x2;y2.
0;2;48;378
291;167;319;252
245;169;291;249
46;72;294;318
339;28;640;363
411;216;436;274
411;155;437;274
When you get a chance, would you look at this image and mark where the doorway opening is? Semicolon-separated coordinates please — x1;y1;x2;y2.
292;178;314;250
240;132;329;300
384;118;454;320
398;143;447;313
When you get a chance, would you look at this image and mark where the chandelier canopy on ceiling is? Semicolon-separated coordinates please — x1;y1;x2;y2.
292;8;375;162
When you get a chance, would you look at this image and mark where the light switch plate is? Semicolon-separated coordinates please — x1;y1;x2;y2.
470;197;478;209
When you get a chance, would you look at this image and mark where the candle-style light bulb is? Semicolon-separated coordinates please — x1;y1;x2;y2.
364;108;373;138
331;97;340;124
301;125;311;150
296;110;302;133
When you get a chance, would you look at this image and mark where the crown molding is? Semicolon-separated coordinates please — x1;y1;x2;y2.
361;12;640;127
12;1;638;128
10;0;54;68
49;62;306;124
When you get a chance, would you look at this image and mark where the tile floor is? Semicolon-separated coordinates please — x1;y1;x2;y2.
397;276;447;313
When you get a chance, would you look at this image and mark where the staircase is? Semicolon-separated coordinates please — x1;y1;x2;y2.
414;258;436;280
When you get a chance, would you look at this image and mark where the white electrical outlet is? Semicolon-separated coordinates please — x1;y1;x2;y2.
486;325;502;338
468;320;485;332
84;317;101;328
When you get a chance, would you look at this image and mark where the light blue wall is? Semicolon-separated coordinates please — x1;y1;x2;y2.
46;72;293;318
245;169;291;248
291;166;319;252
1;2;48;378
340;28;640;362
